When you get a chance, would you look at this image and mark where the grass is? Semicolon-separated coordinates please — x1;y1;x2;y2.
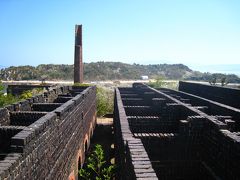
74;83;114;117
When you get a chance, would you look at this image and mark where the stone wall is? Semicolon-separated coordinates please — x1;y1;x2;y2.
0;85;97;180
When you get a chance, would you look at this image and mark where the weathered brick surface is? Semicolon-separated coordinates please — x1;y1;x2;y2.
115;83;240;179
114;88;158;180
179;81;240;109
53;96;73;103
0;127;24;161
32;103;63;112
10;112;47;126
7;84;52;96
74;25;83;83
18;100;32;111
159;87;240;130
0;108;10;126
0;85;96;179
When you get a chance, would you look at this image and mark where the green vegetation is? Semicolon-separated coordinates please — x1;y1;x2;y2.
209;76;217;85
148;76;165;88
221;77;228;86
73;83;113;117
97;87;114;117
73;83;91;87
19;88;44;99
2;62;239;83
208;74;230;86
0;81;44;108
0;64;73;81
0;81;19;107
0;93;20;108
185;72;240;83
148;76;178;90
79;144;114;180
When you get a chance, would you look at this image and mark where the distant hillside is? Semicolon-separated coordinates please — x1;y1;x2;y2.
0;62;240;83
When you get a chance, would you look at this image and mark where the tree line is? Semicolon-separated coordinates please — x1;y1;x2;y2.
0;62;240;83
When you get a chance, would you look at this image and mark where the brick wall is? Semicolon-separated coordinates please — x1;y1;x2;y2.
0;85;97;179
179;81;240;109
7;84;53;96
159;87;240;131
115;83;240;179
0;108;10;126
114;88;158;180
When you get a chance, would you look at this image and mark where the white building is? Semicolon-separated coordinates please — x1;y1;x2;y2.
141;75;149;80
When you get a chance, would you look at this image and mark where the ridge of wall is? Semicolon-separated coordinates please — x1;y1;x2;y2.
179;81;240;109
0;85;96;180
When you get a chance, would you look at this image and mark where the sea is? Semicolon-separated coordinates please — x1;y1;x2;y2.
189;64;240;76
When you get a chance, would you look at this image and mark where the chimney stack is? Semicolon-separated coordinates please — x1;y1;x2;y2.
74;25;83;83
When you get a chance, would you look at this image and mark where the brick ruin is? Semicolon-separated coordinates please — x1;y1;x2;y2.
114;82;240;179
179;81;240;109
0;85;96;179
0;24;93;179
7;84;53;96
1;22;240;179
1;80;240;179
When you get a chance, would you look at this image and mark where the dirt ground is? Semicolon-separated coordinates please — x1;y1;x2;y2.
97;117;113;124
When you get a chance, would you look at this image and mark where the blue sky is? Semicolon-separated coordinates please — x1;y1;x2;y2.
0;0;240;69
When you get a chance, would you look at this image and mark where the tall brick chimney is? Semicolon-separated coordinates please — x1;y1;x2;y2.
74;24;83;83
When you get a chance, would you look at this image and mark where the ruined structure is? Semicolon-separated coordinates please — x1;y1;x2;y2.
114;83;240;179
179;81;240;109
1;80;240;179
0;25;94;179
74;25;83;83
7;84;53;96
2;21;240;179
0;85;96;179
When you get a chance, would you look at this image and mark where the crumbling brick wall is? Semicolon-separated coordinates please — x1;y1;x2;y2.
115;83;240;179
114;88;158;180
179;81;240;109
0;85;97;180
7;84;53;96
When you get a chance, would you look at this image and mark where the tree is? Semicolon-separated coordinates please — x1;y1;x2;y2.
40;75;48;84
209;76;217;85
221;77;228;86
